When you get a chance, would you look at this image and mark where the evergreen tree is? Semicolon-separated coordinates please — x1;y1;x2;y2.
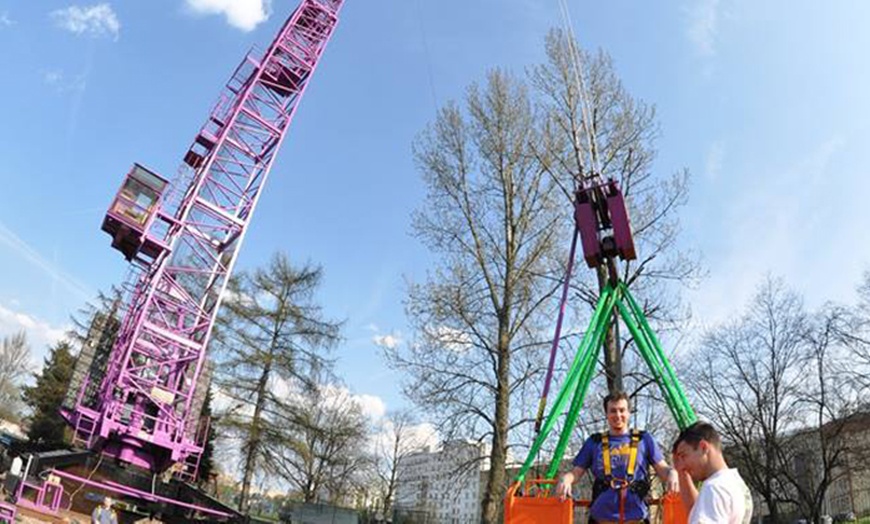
196;386;216;484
212;252;342;512
22;340;75;446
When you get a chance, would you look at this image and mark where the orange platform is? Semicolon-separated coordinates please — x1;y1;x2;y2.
505;479;689;524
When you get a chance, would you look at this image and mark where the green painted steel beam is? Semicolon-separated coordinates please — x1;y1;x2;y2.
514;286;616;483
515;282;698;485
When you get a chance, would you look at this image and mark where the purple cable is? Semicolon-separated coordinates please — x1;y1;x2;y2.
535;224;579;433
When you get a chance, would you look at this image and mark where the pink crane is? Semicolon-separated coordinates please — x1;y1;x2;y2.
10;1;347;521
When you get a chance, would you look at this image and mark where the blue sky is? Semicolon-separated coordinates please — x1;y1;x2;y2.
1;0;870;425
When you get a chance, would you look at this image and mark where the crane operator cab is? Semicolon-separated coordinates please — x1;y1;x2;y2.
101;163;168;261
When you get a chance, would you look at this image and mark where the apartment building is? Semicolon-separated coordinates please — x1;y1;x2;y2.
395;441;486;524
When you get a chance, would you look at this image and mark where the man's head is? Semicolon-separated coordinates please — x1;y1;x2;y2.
602;391;630;434
672;421;724;481
102;496;114;508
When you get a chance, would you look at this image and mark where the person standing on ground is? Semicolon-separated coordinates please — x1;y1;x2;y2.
672;421;753;524
556;391;679;524
92;496;119;524
3;454;22;497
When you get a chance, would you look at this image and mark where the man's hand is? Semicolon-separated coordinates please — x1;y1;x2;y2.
665;467;680;493
654;459;680;493
556;475;573;501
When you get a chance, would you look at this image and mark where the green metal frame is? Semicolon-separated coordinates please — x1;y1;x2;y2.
516;282;696;483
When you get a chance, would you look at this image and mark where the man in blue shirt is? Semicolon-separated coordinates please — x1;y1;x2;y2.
556;392;679;524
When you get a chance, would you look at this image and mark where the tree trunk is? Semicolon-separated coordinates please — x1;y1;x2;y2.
596;265;622;393
763;489;779;524
481;321;511;524
239;359;272;513
385;431;399;517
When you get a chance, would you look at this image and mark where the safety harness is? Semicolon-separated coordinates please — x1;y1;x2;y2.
591;429;650;524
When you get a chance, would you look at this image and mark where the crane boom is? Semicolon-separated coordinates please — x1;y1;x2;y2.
63;0;346;482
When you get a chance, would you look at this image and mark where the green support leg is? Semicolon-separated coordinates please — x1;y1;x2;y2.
617;283;697;429
544;306;610;479
514;286;616;483
515;283;698;486
615;298;686;427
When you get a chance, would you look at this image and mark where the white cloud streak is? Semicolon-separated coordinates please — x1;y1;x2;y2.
0;221;93;302
42;69;88;94
686;0;720;56
688;136;852;330
0;12;15;27
51;3;120;40
183;0;271;32
705;140;725;181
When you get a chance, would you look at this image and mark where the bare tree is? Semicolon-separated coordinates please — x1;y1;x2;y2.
688;276;807;522
778;304;865;523
391;29;704;522
843;270;870;390
531;29;701;396
272;383;371;505
0;331;31;422
374;410;424;518
387;68;563;524
212;253;342;513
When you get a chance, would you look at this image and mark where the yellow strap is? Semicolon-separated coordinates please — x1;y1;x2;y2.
602;430;641;480
626;429;640;480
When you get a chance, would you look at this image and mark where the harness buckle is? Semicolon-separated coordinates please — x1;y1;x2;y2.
610;477;630;490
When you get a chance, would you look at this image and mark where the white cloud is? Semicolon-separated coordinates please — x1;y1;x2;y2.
372;333;402;350
218;287;257;308
406;422;439;449
210;384;237;413
0;302;70;368
686;0;720;57
215;378;389;425
0;12;15;27
183;0;271;32
704;140;725;181
50;3;120;40
424;325;472;353
354;393;387;420
42;69;88;94
369;419;440;457
318;384;388;422
0;221;92;302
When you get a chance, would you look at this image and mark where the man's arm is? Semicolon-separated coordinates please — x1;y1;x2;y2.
678;470;698;513
653;459;679;493
556;466;587;500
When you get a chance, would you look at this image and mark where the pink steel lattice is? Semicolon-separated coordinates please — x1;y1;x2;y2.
66;0;346;479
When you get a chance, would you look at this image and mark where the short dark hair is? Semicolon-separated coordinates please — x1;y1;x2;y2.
602;391;631;412
672;421;721;453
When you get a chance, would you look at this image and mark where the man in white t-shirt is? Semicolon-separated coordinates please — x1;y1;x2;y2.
672;422;753;524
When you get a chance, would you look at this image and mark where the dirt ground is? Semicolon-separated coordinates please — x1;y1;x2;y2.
12;505;91;523
11;505;166;523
